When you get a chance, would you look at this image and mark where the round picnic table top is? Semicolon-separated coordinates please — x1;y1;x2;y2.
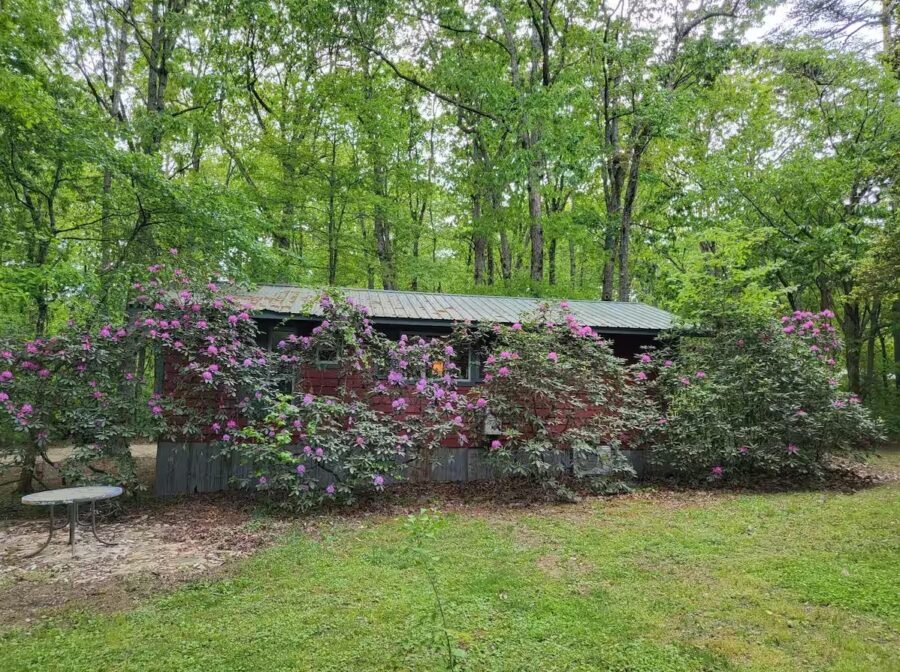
21;486;123;506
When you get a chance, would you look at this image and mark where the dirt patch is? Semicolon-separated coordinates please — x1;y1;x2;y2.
0;494;286;630
536;553;595;579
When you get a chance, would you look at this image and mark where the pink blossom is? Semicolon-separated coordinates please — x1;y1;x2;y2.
0;392;8;402
201;371;213;382
695;371;706;379
296;464;306;475
486;355;496;365
490;439;502;450
639;354;652;363
711;465;723;476
303;393;314;406
498;366;510;377
326;483;335;495
392;397;407;411
372;474;385;489
151;405;163;415
511;322;522;331
547;352;558;362
475;398;488;409
636;371;648;381
169;247;178;256
786;443;799;455
38;369;50;378
1;371;13;381
663;360;674;368
738;445;749;454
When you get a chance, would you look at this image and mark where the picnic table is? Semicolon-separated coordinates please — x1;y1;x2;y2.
21;486;122;558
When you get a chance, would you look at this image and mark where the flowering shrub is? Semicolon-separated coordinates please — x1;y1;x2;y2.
0;253;276;493
455;304;651;499
219;293;472;509
641;312;884;481
0;328;163;492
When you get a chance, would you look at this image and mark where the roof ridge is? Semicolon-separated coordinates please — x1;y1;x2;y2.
250;283;665;309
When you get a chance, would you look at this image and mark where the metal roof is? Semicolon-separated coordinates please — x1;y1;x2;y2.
237;285;676;333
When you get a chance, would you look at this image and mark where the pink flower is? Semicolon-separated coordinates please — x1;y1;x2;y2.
738;446;749;454
326;483;335;495
0;392;8;402
636;371;648;381
490;439;502;450
639;354;652;363
499;351;513;360
547;352;558;362
355;436;365;446
258;476;267;486
169;247;178;256
559;301;570;309
296;464;306;475
151;405;163;415
475;398;488;409
201;371;213;382
392;397;407;411
372;474;385;489
38;368;50;378
786;443;799;455
679;377;691;386
497;366;510;377
303;393;314;406
511;322;522;331
1;371;13;381
663;360;673;368
783;325;795;334
711;466;723;476
695;371;706;379
315;447;324;457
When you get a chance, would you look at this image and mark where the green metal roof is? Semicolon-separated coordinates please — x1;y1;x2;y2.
238;285;676;333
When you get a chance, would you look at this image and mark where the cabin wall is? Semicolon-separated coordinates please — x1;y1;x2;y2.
155;317;658;496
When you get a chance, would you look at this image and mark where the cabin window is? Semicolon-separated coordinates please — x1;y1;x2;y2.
314;344;340;368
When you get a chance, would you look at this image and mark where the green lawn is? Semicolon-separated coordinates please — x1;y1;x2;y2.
2;473;899;671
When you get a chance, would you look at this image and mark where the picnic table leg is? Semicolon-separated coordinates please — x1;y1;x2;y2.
68;502;77;555
89;501;116;546
23;504;55;558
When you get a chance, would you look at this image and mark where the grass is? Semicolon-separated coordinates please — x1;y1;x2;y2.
2;464;899;671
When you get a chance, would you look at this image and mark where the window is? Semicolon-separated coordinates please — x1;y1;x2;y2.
427;346;477;384
271;327;297;394
314;344;340;368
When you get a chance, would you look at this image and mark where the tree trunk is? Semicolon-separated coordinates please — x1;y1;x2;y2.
372;160;396;290
499;230;512;282
842;301;864;394
528;166;543;283
893;300;900;391
472;196;487;285
548;238;557;285
568;239;576;289
616;144;644;301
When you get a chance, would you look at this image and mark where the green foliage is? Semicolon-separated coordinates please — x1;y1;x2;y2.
456;304;650;499
643;312;885;481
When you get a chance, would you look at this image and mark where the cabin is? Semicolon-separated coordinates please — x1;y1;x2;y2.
154;286;675;496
